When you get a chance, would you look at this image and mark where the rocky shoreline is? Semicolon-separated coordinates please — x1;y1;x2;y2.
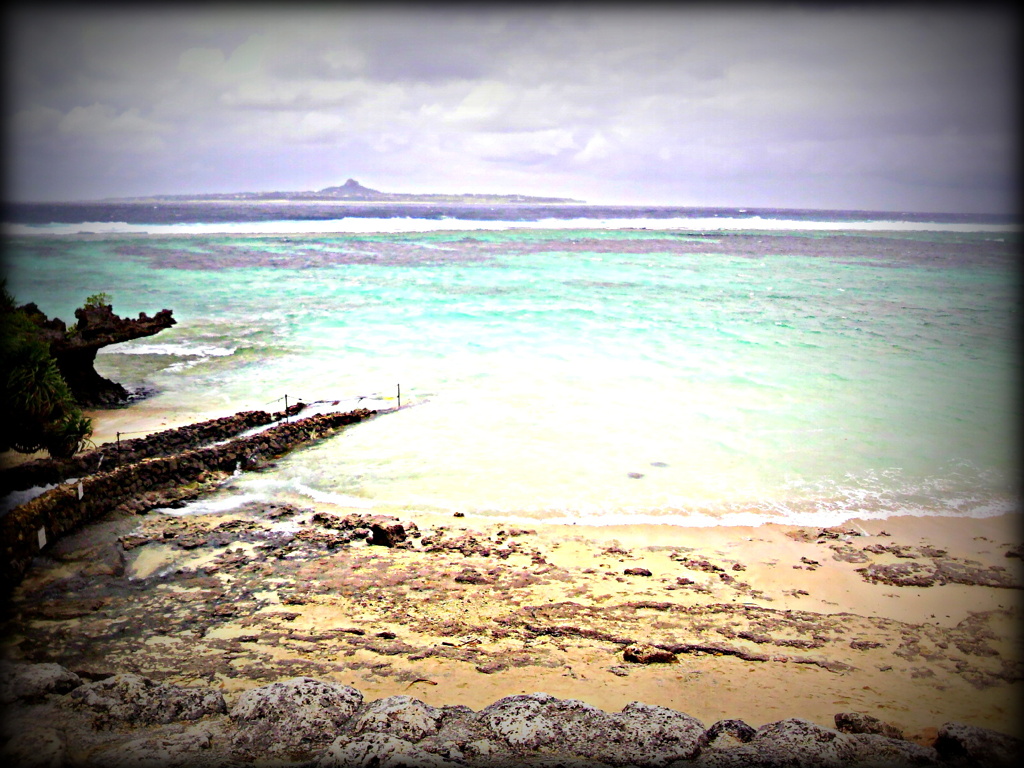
2;661;1021;767
2;408;1021;766
2;495;1021;766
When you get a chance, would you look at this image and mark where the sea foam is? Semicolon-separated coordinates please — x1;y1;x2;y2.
3;216;1017;237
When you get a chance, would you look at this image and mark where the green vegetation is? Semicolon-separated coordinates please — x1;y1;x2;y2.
1;283;94;458
83;292;112;309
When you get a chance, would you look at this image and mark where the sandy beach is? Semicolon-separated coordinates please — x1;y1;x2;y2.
2;408;1022;755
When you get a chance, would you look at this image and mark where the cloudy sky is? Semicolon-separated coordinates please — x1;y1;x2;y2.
3;4;1018;213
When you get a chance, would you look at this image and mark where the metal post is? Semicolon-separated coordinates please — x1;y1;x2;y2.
397;383;401;410
284;394;288;422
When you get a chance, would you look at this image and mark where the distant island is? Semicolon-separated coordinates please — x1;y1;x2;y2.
114;179;584;205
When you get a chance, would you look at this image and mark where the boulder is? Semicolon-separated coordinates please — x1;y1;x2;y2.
347;695;445;743
68;673;226;725
691;718;858;767
316;732;458;768
623;643;678;664
370;520;407;547
87;723;216;768
606;701;706;765
933;721;1024;768
0;661;82;704
0;726;65;768
624;567;653;576
834;711;904;740
419;704;510;764
479;692;703;765
693;719;942;767
844;732;941;766
478;692;573;753
699;719;757;750
230;676;362;756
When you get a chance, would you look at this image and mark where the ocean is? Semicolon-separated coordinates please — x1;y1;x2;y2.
2;202;1019;527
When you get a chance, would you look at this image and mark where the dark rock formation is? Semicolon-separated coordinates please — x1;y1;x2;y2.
623;642;679;664
834;711;904;740
19;301;176;406
933;722;1024;767
625;567;654;576
369;519;408;547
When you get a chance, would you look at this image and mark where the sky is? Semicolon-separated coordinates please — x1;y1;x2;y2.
2;3;1019;213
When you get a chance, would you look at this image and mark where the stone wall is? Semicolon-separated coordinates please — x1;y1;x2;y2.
0;407;305;496
0;409;376;590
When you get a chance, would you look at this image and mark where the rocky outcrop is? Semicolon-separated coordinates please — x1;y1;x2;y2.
19;301;176;406
1;661;1020;767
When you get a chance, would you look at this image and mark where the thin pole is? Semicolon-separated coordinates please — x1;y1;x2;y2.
397;383;401;410
284;394;288;422
116;432;121;466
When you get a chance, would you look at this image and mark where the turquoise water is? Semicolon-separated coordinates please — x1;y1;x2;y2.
4;224;1018;526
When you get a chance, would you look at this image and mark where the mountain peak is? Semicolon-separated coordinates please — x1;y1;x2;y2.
318;179;380;198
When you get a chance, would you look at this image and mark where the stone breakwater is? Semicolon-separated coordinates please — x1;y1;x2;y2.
0;408;376;590
1;662;1020;767
0;408;301;497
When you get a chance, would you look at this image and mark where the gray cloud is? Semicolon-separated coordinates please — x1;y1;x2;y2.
3;4;1017;212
